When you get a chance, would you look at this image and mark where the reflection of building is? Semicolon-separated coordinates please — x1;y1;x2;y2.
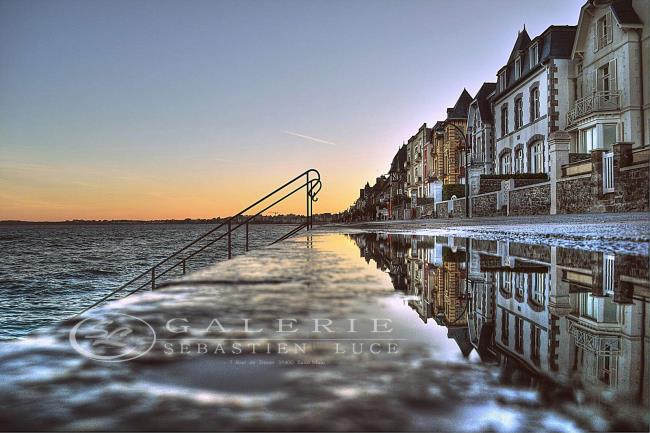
469;238;649;403
349;231;649;405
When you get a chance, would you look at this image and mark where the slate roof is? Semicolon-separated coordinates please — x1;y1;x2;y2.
507;29;531;64
473;82;497;123
495;25;576;99
446;89;473;120
432;121;446;131
447;326;473;358
389;144;407;174
611;0;643;25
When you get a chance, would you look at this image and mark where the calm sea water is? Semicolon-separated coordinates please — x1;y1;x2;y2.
0;223;295;340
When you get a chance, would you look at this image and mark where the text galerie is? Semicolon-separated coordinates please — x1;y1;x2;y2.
162;318;399;355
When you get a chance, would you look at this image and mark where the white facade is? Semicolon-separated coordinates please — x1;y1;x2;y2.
492;26;576;175
567;0;649;152
495;64;577;176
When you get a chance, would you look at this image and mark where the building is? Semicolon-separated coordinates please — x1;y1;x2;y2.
431;90;473;186
388;144;408;220
492;25;577;175
567;0;649;153
406;124;431;208
466;82;497;194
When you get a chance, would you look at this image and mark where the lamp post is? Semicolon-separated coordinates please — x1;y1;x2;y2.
446;122;470;218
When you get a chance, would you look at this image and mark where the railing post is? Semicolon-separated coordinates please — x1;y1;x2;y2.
227;221;232;259
306;172;310;231
151;267;156;290
245;222;249;252
182;259;186;275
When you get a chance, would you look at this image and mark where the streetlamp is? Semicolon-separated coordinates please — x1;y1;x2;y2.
446;122;470;218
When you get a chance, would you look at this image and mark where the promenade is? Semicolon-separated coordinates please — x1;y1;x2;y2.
0;219;648;431
336;212;650;255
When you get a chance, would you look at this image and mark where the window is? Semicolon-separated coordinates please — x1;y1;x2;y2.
501;311;509;344
530;274;545;305
501;105;509;136
514;98;523;129
514;147;524;173
514;57;522;80
603;124;617;149
598;60;617;92
580;126;597;153
598;354;616;386
529;43;539;68
514;273;524;298
531;326;541;364
530;141;544;173
530;87;540;120
500;152;511;174
499;71;507;91
581;293;598;319
515;317;524;353
596;12;613;50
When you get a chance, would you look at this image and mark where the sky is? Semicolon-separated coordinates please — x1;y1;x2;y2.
0;0;583;221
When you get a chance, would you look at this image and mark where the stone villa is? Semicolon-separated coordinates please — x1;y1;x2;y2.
346;0;648;222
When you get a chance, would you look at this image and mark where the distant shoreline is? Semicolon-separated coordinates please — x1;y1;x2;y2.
0;219;321;226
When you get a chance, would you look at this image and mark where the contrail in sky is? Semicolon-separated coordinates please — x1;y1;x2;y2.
283;131;337;146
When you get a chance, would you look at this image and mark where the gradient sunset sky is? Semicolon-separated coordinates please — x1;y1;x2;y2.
0;0;583;221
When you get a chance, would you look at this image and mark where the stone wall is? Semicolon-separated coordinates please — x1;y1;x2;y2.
434;198;466;218
569;153;591;163
557;143;649;214
509;243;551;262
471;192;498;217
513;178;548;188
452;198;466;217
478;179;502;194
435;201;450;217
556;174;593;214
616;164;649;212
508;183;551;216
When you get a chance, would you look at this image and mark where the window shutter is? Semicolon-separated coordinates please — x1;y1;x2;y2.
609;59;617;91
606;12;613;44
592;22;598;52
592;69;598;93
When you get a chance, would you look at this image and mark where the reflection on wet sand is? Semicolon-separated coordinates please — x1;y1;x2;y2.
349;233;649;405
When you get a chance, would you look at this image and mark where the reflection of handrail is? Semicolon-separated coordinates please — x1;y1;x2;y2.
75;169;321;316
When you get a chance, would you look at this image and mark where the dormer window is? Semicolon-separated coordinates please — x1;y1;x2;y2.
596;12;613;50
499;71;507;91
529;43;539;68
514;57;522;80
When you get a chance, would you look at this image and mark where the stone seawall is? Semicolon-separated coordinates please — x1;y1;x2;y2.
471;192;498;217
557;163;648;214
557;174;593;214
508;183;551;216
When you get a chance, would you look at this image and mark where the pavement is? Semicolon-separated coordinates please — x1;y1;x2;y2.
324;212;650;255
0;231;647;432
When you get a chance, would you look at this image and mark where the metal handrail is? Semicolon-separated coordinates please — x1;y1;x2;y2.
75;169;321;316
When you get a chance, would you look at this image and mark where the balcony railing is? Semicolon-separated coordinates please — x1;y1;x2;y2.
567;91;621;126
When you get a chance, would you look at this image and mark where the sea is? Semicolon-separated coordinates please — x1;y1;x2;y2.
0;223;294;340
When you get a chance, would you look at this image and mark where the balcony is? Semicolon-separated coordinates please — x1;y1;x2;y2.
567;91;621;126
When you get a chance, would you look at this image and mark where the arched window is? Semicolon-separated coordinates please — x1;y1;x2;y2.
514;97;523;129
530;273;546;306
530;87;540;120
514;147;524;173
529;141;544;173
500;152;511;174
500;105;509;137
